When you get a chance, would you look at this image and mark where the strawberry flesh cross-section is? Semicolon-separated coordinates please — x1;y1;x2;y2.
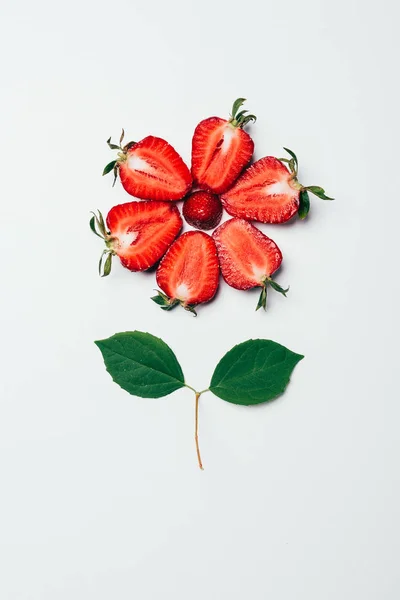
152;231;220;315
90;201;182;276
191;98;256;194
213;218;288;311
221;156;300;224
104;132;192;201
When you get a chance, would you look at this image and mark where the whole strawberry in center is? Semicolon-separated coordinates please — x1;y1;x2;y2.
183;191;223;230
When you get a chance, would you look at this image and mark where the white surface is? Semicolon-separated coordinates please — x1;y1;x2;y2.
1;0;399;598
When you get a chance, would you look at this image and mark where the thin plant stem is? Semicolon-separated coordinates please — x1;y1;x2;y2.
195;392;204;470
185;383;197;393
197;388;210;396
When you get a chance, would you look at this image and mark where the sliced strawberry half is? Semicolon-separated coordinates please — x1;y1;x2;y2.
90;201;182;276
213;218;288;311
191;98;256;194
103;130;192;201
152;231;220;315
221;148;334;223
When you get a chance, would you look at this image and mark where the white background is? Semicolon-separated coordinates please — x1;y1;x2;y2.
1;0;399;598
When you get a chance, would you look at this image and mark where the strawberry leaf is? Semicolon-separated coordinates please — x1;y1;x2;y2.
151;293;169;307
112;165;118;187
103;160;118;176
298;190;310;219
229;98;256;128
234;110;249;121
283;147;298;169
240;114;257;126
102;252;113;277
306;186;334;200
89;215;104;239
151;291;179;311
231;98;246;119
209;339;304;405
95;331;185;398
96;210;108;236
98;249;112;277
184;304;197;316
159;303;179;311
256;286;267;311
90;210;109;241
268;279;289;297
106;137;121;150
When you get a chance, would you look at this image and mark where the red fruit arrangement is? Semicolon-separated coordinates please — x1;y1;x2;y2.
91;98;333;314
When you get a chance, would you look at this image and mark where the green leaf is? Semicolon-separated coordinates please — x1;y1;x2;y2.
103;160;118;176
119;128;125;146
240;113;257;126
112;165;118;187
283;147;298;169
234;109;248;120
306;186;334;200
89;215;104;238
101;252;113;277
298;190;310;219
106;137;120;150
231;97;246;119
151;294;169;307
256;286;267;311
91;210;108;237
95;331;186;398
184;304;197;316
268;279;289;297
98;249;109;276
210;339;304;405
151;291;179;311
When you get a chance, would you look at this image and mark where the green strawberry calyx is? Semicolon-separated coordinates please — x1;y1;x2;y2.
229;98;257;129
89;210;119;277
151;290;198;316
102;129;136;186
278;147;334;219
256;276;289;311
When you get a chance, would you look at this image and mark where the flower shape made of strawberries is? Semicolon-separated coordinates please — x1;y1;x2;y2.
91;99;333;315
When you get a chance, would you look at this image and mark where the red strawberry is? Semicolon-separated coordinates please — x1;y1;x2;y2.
103;130;192;201
152;231;220;315
182;191;223;230
221;148;334;223
191;98;256;194
90;201;182;276
213;218;288;311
